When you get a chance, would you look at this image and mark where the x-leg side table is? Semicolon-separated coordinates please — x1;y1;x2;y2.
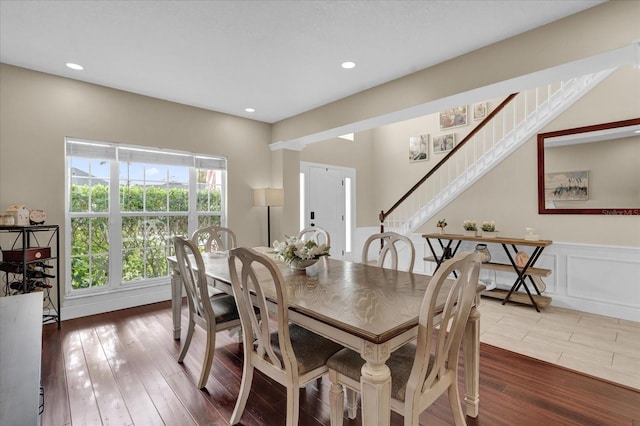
423;233;553;311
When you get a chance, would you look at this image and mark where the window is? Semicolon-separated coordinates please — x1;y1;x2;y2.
66;138;227;293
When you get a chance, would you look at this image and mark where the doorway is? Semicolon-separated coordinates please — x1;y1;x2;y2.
300;162;355;261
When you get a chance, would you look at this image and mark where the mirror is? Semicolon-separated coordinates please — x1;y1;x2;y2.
538;118;640;215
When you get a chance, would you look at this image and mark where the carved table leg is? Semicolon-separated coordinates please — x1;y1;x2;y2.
360;341;391;426
463;304;481;417
171;269;182;340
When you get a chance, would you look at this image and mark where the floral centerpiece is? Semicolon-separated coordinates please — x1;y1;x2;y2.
463;220;477;236
271;235;330;270
436;218;447;234
481;221;497;237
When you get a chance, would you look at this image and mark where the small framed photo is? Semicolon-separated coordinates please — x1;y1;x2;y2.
409;134;429;162
433;133;455;154
473;102;487;121
439;106;467;130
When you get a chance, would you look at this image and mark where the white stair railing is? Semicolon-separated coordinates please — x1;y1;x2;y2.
382;69;615;234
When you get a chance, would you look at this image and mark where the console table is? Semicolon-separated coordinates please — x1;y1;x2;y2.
422;233;553;312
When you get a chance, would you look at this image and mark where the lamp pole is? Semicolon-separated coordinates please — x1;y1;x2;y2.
267;205;272;247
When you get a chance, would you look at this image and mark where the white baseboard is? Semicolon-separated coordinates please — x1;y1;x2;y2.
61;281;173;321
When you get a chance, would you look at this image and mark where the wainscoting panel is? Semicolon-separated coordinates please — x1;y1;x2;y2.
394;228;639;322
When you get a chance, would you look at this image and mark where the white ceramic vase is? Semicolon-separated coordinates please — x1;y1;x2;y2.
289;258;318;271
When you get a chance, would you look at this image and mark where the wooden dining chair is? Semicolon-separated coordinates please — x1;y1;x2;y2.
173;236;242;389
298;226;331;247
227;247;343;426
362;231;415;271
191;225;238;298
327;252;482;426
191;225;237;253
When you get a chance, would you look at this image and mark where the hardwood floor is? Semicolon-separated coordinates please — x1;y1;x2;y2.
41;301;640;425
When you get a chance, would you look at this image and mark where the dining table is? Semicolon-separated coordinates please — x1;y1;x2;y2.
167;249;482;425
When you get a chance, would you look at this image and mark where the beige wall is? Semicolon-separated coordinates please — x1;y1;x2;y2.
0;64;273;257
297;66;639;246
272;1;640;144
401;66;640;246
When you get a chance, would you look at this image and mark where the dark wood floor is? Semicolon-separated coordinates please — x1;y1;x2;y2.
41;301;640;426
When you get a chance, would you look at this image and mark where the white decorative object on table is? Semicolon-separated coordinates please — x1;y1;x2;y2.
5;204;30;226
524;227;539;241
271;235;330;270
436;218;447;234
289;258;318;271
463;220;477;237
481;221;498;238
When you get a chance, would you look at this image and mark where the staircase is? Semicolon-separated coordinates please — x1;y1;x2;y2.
380;69;616;235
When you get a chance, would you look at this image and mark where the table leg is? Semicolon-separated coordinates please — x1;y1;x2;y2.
360;341;392;426
501;244;543;311
171;270;182;340
463;304;481;417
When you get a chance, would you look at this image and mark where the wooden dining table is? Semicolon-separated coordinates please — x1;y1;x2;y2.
167;249;482;425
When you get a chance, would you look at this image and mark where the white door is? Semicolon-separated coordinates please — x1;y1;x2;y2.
301;162;355;261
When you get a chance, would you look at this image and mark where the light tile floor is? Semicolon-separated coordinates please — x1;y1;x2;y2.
478;297;640;390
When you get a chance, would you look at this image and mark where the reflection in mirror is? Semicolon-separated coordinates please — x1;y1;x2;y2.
538;118;640;215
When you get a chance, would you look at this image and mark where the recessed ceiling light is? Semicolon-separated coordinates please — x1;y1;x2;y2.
341;61;356;69
66;63;84;70
245;108;255;113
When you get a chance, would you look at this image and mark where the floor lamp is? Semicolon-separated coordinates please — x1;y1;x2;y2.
253;188;284;247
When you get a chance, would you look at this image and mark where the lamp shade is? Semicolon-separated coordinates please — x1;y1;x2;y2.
253;188;284;207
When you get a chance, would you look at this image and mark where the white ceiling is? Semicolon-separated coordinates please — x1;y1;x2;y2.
0;1;604;124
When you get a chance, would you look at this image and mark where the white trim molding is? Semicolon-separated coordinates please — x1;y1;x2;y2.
416;236;640;322
61;280;174;321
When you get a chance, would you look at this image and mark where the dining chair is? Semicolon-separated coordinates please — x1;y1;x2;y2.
191;225;238;298
298;226;331;247
191;225;237;253
173;236;242;389
362;231;415;272
227;247;343;426
327;251;481;426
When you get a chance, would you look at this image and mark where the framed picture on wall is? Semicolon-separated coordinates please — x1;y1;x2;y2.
472;102;487;120
544;170;589;201
433;133;455;154
409;134;429;162
439;106;467;130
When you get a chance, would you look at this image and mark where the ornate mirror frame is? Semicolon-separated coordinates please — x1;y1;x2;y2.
537;117;640;215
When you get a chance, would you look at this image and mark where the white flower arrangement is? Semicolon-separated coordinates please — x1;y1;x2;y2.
463;220;477;231
481;221;496;232
271;235;330;266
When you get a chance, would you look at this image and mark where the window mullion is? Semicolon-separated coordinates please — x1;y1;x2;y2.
188;167;197;234
110;160;122;289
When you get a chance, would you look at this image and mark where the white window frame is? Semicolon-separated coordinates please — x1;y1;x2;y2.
65;138;227;297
